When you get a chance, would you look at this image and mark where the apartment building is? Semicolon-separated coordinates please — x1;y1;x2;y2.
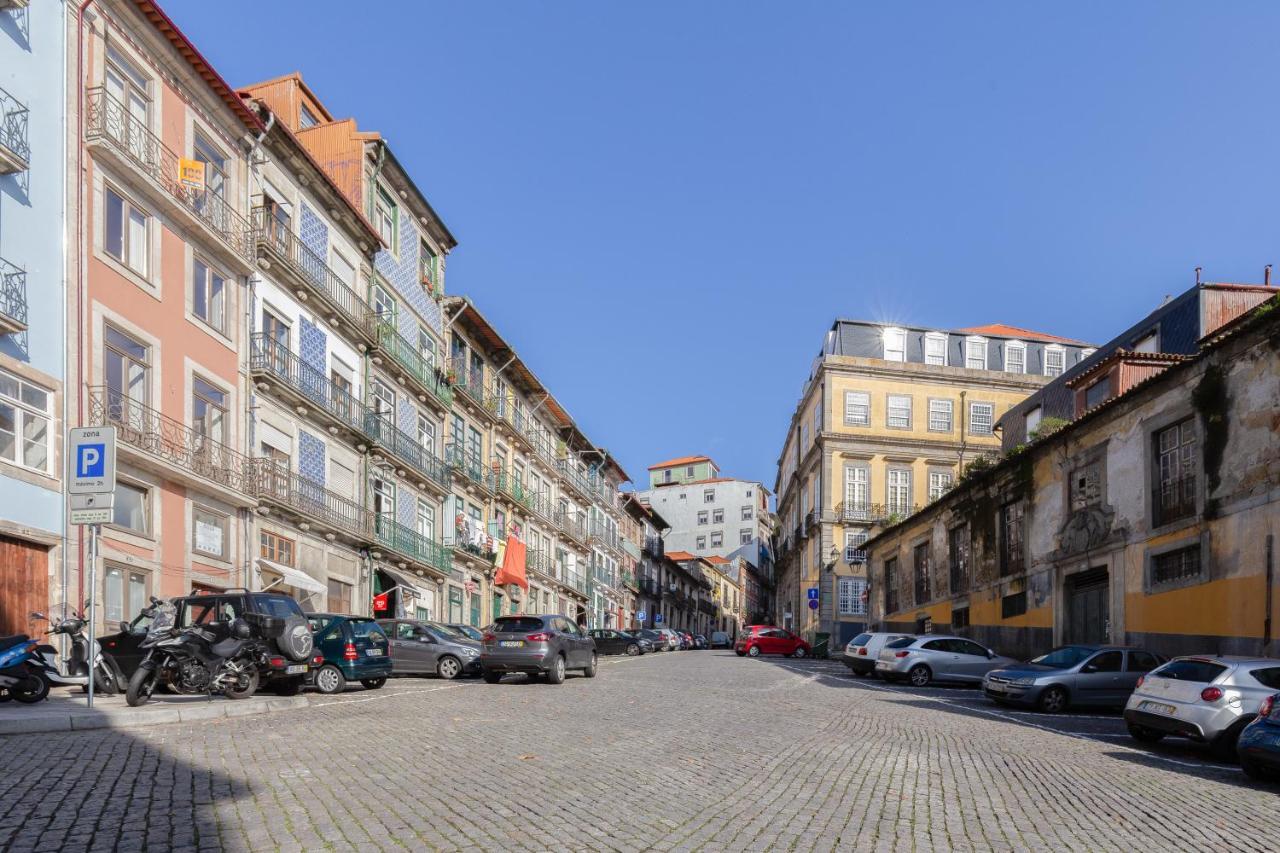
658;551;715;635
639;456;773;563
0;0;65;634
624;493;669;630
773;319;1094;646
868;290;1279;660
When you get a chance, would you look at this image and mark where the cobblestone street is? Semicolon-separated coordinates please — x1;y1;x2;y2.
4;651;1279;853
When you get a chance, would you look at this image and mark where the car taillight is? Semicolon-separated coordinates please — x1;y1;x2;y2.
1135;675;1144;688
857;648;867;656
1260;696;1275;717
343;642;357;661
1200;686;1224;702
311;653;324;666
526;632;552;642
269;656;285;669
895;651;910;658
482;633;496;643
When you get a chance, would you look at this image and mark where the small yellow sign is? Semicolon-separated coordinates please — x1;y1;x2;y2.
178;158;205;191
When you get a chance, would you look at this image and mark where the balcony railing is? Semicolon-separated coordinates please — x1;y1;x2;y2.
523;489;555;523
372;319;453;408
492;462;536;513
446;356;496;417
0;85;30;173
526;548;556;581
565;571;588;595
253;462;370;542
250;334;368;438
88;387;256;499
445;443;495;492
364;413;451;491
85;88;251;262
373;514;454;577
556;509;589;546
834;502;922;524
640;577;660;597
643;535;664;558
845;548;868;565
0;255;27;334
557;460;593;502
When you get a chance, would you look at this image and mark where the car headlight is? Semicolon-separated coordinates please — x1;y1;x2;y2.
461;648;479;657
1012;677;1036;687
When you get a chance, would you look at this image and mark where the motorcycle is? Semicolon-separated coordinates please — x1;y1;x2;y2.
125;599;267;707
0;635;50;704
29;605;121;695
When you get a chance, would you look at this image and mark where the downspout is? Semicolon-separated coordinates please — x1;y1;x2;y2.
74;0;97;607
242;107;273;590
958;389;968;472
364;140;387;614
58;0;71;615
1265;534;1274;655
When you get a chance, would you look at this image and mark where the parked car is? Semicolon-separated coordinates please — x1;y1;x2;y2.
983;645;1165;712
735;625;811;659
841;632;914;678
692;635;708;650
876;635;1015;686
709;631;731;649
481;615;597;684
378;618;482;679
444;624;485;643
1124;656;1280;759
306;614;391;694
589;629;647;656
1237;692;1280;780
637;629;669;651
656;629;682;651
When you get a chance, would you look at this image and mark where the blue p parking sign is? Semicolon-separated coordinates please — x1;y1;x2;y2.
68;427;116;495
77;444;106;478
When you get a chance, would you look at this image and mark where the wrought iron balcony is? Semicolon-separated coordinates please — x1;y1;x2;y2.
834;502;921;524
845;548;868;565
619;570;638;591
445;443;495;493
0;85;29;174
250;334;369;440
556;460;593;502
371;319;453;410
85;88;252;266
804;509;819;530
564;571;588;596
491;461;536;513
0;255;27;335
373;513;454;578
526;548;556;582
88;387;257;504
556;509;589;547
446;356;497;419
253;461;371;543
522;489;556;523
364;413;451;492
643;535;664;558
640;577;660;597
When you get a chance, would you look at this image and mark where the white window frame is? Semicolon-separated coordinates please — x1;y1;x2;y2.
970;402;995;436
965;336;988;370
710;531;723;547
923;332;948;366
882;327;907;362
191;255;228;335
1044;345;1066;377
844;465;868;512
838;577;867;616
844;391;870;426
928;471;953;502
0;368;52;474
703;489;715;503
887;468;912;514
103;184;150;277
1025;405;1043;436
192;505;229;560
887;394;912;429
1004;340;1026;374
927;398;953;432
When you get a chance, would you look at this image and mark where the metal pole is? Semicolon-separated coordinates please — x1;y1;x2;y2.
86;524;97;709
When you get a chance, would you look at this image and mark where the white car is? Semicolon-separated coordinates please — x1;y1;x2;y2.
841;632;914;677
1123;655;1280;759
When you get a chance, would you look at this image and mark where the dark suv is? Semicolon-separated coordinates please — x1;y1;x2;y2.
100;589;314;694
481;615;597;684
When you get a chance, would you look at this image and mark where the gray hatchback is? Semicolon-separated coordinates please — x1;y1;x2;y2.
377;618;483;680
481;614;597;685
984;645;1165;712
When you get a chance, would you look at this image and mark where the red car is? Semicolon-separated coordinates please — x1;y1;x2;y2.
735;625;811;658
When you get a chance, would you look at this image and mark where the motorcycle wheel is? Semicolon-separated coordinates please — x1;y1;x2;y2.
13;672;50;704
126;668;157;707
223;668;260;700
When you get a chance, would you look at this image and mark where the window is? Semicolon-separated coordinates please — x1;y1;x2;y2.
884;557;900;614
704;489;715;503
887;468;912;515
372;478;395;518
260;530;295;565
372;283;396;323
1025;405;1043;437
713;508;724;524
965;337;988;370
948;524;970;594
1152;545;1201;587
663;470;672;483
299;104;319;129
999;501;1024;576
696;536;706;549
0;369;51;473
417;414;436;455
191;257;227;333
928;471;953;502
844;391;870;426
375;189;397;253
882;327;906;362
192;377;228;446
969;402;994;435
1133;331;1159;354
740;529;753;545
887;395;912;429
104;186;148;276
924;333;947;366
112;482;148;533
369;379;394;417
104;324;149;420
418;326;436;372
697;510;708;525
327;579;352;613
1086;651;1123;673
192;133;227;201
800;423;809;448
711;532;723;547
103;566;147;624
838;577;867;616
927;399;952;432
913;543;931;605
1001;591;1027;619
843;466;868;515
1069;461;1103;511
1044;345;1066;377
417;499;435;541
1085;376;1111;410
1154;419;1197;525
449;586;465;623
813;404;822;437
105;45;150;121
1005;341;1025;374
1127;651;1160;673
331;250;357;290
192;506;228;559
951;606;969;629
741;505;753;521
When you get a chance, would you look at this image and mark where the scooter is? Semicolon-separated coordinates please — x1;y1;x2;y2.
29;607;120;695
0;635;50;704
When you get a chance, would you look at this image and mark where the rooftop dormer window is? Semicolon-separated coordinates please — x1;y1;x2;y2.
965;336;988;370
882;327;906;362
924;332;947;366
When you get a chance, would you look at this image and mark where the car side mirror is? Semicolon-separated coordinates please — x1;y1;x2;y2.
987;650;996;659
119;621;130;634
1081;664;1098;674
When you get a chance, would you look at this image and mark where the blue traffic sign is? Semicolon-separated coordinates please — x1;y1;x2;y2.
637;610;647;622
77;444;106;478
807;588;819;601
808;599;819;610
654;613;663;623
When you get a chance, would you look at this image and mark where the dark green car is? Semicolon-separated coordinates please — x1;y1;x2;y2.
306;614;392;695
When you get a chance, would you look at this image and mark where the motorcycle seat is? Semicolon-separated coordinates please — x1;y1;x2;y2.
0;635;30;652
36;644;57;656
210;637;246;659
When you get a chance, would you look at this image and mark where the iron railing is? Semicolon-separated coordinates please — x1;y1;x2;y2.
446;356;496;416
86;88;251;260
834;502;921;524
445;443;495;492
643;535;664;558
373;514;453;575
0;85;30;169
523;489;556;523
845;548;867;565
526;548;556;581
88;387;256;496
0;255;27;331
250;334;368;437
372;319;453;408
640;577;660;597
364;413;451;490
557;459;593;502
491;461;536;512
556;509;589;545
565;571;588;595
253;462;370;541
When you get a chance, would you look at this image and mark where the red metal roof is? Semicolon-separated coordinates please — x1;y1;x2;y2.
665;550;696;562
957;324;1088;345
648;455;712;471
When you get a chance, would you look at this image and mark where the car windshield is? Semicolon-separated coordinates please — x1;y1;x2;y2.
886;637;915;650
349;620;387;642
451;625;484;641
850;633;872;647
493;617;545;634
1154;659;1229;683
177;597;241;627
307;615;338;633
1029;646;1094;669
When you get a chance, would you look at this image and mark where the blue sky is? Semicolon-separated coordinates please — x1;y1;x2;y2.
166;1;1280;492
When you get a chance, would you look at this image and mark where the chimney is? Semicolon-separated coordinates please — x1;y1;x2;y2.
1266;265;1273;287
1195;266;1202;285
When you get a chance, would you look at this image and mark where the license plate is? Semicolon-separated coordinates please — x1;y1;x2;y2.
987;683;1005;693
500;640;524;648
875;661;889;670
365;649;383;656
1140;700;1177;716
286;664;307;675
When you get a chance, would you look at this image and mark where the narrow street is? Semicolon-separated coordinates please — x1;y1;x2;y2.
5;652;1278;853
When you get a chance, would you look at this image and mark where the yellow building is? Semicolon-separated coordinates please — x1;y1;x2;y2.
774;320;1093;646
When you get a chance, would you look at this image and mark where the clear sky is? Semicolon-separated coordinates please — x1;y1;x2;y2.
164;1;1280;492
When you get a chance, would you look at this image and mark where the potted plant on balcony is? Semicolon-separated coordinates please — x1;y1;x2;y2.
445;368;457;385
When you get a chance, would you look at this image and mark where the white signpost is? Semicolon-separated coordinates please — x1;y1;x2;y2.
67;427;117;708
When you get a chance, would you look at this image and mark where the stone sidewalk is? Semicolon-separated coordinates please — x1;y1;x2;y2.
0;686;307;735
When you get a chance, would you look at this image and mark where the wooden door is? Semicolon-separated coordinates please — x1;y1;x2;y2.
0;535;48;636
1065;568;1109;645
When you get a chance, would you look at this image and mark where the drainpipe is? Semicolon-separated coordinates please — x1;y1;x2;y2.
958;389;968;472
74;0;97;607
1265;534;1274;654
242;107;273;589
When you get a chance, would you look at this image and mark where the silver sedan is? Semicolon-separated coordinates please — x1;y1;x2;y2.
876;635;1017;687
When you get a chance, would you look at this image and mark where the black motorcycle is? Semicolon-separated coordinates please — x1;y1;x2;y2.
125;599;270;707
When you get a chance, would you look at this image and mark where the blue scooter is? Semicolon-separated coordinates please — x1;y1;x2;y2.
0;635;50;703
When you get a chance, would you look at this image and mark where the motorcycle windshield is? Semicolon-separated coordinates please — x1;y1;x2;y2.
145;604;177;638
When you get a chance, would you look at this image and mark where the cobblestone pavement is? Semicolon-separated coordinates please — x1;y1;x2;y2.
4;651;1279;852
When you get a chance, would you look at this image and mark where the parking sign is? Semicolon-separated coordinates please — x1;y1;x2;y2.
69;427;117;495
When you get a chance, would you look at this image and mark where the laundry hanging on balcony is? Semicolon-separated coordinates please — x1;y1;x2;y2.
494;536;528;592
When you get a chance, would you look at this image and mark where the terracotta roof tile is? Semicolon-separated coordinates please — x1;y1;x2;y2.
957;324;1089;345
647;455;712;470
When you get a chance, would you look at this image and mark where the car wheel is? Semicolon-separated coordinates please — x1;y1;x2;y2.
482;671;503;684
546;655;566;685
584;653;598;678
792;647;807;659
747;645;761;658
436;656;462;680
626;644;639;657
314;664;346;695
1241;757;1270;781
1126;723;1165;744
360;677;387;690
908;665;932;687
1038;686;1069;714
1211;722;1249;762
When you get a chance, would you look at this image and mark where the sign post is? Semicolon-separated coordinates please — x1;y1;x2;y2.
68;427;117;709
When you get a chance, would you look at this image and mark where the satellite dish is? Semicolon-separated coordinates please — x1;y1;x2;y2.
505;583;524;603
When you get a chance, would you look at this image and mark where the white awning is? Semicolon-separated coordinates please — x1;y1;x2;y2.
379;566;428;601
258;559;327;595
